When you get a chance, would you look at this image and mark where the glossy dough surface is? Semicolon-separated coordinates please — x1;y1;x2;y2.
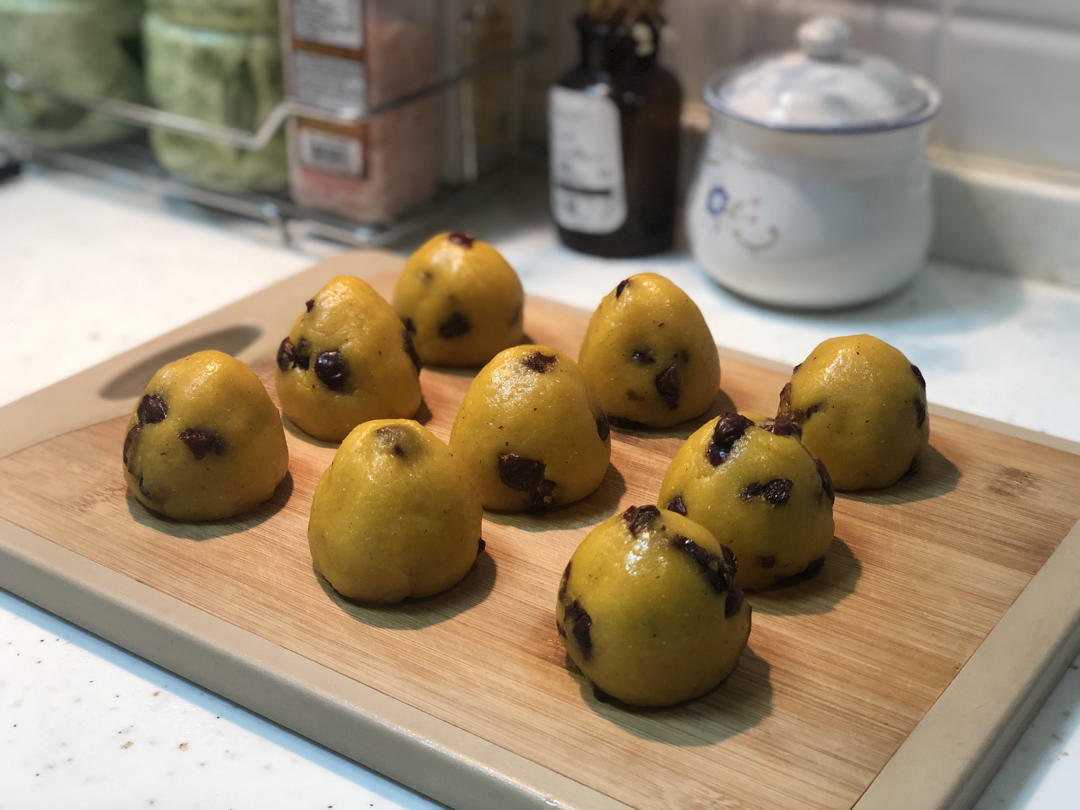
777;334;930;490
448;345;611;511
122;350;289;521
393;232;524;367
658;413;835;590
556;505;751;707
308;419;484;603
578;273;720;428
274;275;422;442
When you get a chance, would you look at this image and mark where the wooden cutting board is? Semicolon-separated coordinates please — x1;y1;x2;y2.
3;250;1080;810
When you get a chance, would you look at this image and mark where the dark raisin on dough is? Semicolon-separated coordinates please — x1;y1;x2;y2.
294;337;312;370
438;312;471;339
178;428;226;460
626;389;645;402
522;351;557;373
402;329;422;371
911;363;926;389
402;316;416;334
725;586;745;618
305;298;315;312
448;231;476;248
123;424;142;471
137;394;167;425
276;337;295;371
706;412;753;466
595;413;610;442
914;397;927;429
792;362;803;374
758;554;776;569
558;561;572;603
534;478;557;507
654;362;680;410
740;478;794;506
315;350;349;390
498;453;559;507
630;348;655;365
778;381;792;412
670;534;735;594
622;504;660;537
374;425;408;457
615;278;630;298
763;417;801;438
666;494;687;515
477;538;486;553
721;545;737;571
137;476;153;500
497;452;544;491
815;458;835;503
563;599;593;659
776;384;823;426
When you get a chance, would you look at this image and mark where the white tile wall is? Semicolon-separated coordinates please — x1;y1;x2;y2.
525;0;1080;280
533;0;1080;176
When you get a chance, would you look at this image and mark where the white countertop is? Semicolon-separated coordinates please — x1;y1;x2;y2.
2;166;1080;809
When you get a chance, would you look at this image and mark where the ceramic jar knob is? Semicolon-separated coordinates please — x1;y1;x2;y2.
797;16;852;61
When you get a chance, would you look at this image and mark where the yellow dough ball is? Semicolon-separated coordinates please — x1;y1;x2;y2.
274;275;422;442
658;412;835;590
308;419;484;603
393;231;525;367
556;505;751;707
578;273;720;428
121;350;289;521
776;334;930;490
448;345;611;511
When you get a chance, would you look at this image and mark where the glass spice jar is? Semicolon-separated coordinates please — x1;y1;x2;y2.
548;13;682;258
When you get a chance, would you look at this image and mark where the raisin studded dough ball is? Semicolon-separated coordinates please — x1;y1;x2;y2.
275;275;422;442
308;419;484;603
448;345;611;511
658;412;835;590
556;505;750;707
578;273;720;428
777;334;929;491
121;350;289;521
393;231;524;367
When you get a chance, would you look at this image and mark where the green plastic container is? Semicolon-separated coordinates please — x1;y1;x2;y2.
143;10;286;191
148;0;278;33
0;0;146;147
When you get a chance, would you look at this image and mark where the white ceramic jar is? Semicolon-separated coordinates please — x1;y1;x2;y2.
687;17;942;309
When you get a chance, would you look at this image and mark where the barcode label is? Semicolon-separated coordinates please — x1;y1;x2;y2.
294;51;366;111
298;127;364;176
293;0;364;50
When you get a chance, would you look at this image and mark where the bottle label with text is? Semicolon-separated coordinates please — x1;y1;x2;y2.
549;86;626;234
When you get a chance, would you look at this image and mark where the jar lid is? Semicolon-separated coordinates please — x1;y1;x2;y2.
705;16;941;133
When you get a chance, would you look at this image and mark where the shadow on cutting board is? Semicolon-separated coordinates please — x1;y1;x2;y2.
125;471;294;540
747;538;861;617
574;647;774;746
841;445;961;506
313;546;497;630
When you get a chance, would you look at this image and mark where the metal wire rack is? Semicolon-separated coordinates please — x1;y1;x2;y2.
0;28;547;249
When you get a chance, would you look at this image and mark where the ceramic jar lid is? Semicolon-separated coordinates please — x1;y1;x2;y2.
705;16;941;133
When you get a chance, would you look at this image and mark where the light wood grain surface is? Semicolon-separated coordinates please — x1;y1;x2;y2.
1;251;1079;809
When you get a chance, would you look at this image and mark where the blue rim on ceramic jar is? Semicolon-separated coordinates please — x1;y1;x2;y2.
686;16;943;309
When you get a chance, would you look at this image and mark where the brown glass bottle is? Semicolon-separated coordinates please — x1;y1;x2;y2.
549;15;682;257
